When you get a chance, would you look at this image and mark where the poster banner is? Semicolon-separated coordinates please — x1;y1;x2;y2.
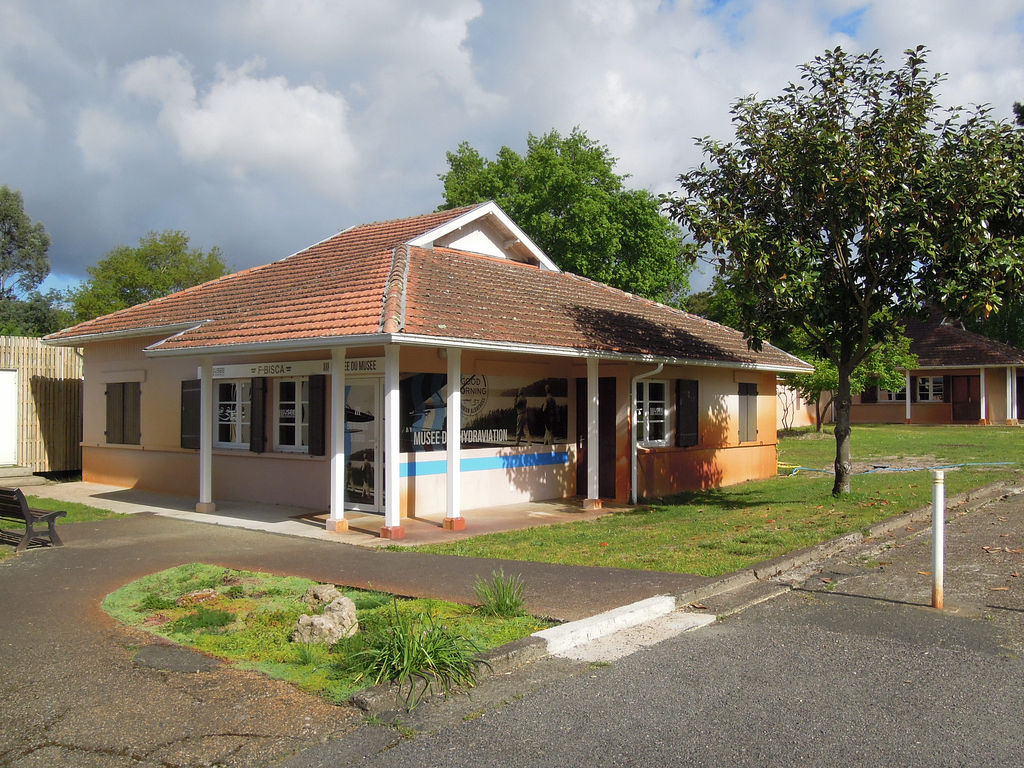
401;373;568;452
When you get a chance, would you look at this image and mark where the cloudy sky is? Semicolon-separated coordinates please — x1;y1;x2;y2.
2;0;1022;294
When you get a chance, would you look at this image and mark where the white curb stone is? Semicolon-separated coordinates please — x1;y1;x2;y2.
533;594;678;655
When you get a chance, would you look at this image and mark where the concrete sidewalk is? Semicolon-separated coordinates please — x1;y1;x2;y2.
25;480;618;547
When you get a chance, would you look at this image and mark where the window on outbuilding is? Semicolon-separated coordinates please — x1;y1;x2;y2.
106;381;141;445
636;380;668;447
738;382;758;443
215;379;251;448
675;379;699;448
917;376;945;402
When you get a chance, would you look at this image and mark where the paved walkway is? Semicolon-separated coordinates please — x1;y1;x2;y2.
26;481;619;547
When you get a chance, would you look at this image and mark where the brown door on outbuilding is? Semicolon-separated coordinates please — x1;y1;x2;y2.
575;377;616;499
951;375;981;422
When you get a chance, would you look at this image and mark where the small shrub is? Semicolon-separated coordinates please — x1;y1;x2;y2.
293;642;328;667
353;600;483;709
224;585;245;599
473;570;525;617
139;593;176;611
171;607;234;633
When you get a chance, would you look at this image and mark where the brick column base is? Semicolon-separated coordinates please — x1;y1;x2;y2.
583;498;603;510
380;525;405;540
195;502;216;514
326;518;348;532
443;517;466;531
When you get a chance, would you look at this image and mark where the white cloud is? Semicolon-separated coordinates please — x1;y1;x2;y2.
75;108;140;172
120;54;357;200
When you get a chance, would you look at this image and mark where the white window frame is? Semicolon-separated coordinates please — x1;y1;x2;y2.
885;387;907;402
274;376;309;453
636;379;669;448
214;379;250;449
918;376;944;402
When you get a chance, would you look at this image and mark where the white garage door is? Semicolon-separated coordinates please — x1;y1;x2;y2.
0;370;17;465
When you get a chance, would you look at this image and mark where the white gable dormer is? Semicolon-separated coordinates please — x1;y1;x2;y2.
408;201;559;271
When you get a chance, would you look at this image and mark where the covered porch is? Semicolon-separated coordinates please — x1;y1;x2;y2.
27;480;621;547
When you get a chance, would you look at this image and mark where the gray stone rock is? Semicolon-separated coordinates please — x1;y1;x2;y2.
302;583;342;608
290;595;358;644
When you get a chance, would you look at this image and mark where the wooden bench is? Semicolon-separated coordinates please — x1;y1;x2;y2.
0;487;66;553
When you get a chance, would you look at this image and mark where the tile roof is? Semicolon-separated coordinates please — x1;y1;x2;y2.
402;246;807;369
46;204;810;371
903;314;1024;368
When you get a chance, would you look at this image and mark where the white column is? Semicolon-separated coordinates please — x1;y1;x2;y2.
382;344;404;538
196;356;215;513
980;367;987;424
327;348;347;532
1007;366;1014;425
1013;367;1019;424
905;372;912;423
586;357;601;509
445;347;464;530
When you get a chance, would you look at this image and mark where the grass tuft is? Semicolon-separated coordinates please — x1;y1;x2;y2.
473;570;526;617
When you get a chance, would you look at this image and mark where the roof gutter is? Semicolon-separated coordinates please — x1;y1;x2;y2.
630;363;664;505
137;330;812;372
42;322;207;347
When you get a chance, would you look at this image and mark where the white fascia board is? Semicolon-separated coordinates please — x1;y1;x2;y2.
142;328;812;373
392;333;814;373
408;201;560;272
910;363;1024;370
42;322;205;347
143;333;386;358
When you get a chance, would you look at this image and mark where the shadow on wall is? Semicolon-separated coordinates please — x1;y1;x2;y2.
29;376;83;472
637;391;729;500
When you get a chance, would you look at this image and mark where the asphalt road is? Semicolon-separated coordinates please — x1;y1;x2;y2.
318;589;1023;768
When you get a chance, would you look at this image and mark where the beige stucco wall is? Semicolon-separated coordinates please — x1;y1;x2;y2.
80;340;783;513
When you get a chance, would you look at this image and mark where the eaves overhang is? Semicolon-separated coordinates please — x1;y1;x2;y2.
42;322;208;348
142;329;812;373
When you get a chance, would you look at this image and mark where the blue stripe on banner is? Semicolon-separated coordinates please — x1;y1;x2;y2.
400;451;570;478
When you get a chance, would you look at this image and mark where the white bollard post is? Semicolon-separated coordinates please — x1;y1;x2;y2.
932;470;945;610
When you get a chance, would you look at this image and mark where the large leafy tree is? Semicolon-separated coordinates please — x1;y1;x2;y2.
667;47;1023;495
0;290;70;336
69;230;228;323
0;185;50;299
439;128;690;304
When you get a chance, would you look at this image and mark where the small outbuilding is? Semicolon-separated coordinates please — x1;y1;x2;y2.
852;312;1022;425
45;202;810;536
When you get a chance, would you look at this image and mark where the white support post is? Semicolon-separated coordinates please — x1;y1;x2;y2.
932;470;945;610
1013;367;1019;424
1007;366;1014;425
905;371;912;423
445;347;464;530
327;348;347;532
196;357;215;513
980;367;987;424
381;344;404;539
585;357;601;510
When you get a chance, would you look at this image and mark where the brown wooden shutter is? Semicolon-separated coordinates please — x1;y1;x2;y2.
308;374;326;456
124;381;141;445
249;377;267;453
909;376;918;402
860;385;878;404
105;383;123;444
942;376;952;403
739;382;758;442
675;379;699;448
180;379;201;449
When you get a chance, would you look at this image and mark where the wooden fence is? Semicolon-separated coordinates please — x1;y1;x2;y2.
0;336;83;473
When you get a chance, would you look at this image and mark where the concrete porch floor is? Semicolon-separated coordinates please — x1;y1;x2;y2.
25;481;622;547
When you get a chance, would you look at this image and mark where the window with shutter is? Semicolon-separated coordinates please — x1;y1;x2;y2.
676;379;699;448
106;382;140;445
738;382;758;443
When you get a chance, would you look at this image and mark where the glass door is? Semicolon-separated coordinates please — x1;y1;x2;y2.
345;379;382;513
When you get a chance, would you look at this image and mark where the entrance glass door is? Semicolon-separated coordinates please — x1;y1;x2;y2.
345;379;382;513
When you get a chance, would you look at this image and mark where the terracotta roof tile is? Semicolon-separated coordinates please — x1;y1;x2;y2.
403;247;806;369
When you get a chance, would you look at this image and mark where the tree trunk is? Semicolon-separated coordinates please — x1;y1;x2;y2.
814;396;823;433
832;366;852;495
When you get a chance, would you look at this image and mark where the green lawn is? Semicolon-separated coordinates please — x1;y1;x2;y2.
410;425;1024;576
